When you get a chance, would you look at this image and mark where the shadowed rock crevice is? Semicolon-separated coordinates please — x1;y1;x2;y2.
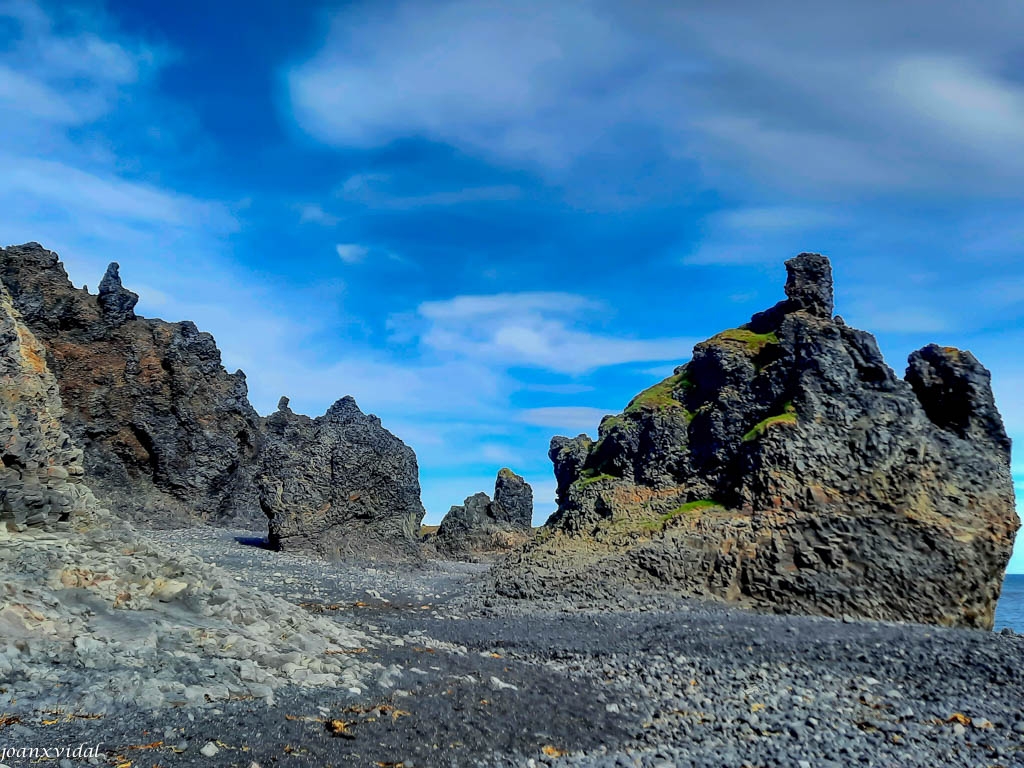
493;253;1018;629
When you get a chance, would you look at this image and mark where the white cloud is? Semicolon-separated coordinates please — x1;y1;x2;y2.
419;292;595;320
521;383;596;395
2;155;234;230
888;56;1024;173
517;406;613;434
286;0;1024;197
298;203;339;226
336;172;522;209
336;243;369;263
713;206;845;231
0;64;79;123
414;292;696;374
0;0;157;129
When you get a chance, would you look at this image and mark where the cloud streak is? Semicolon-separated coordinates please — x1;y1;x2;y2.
287;0;1024;198
412;292;696;374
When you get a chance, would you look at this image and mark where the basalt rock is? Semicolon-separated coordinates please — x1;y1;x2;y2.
431;468;534;558
493;467;534;528
0;283;99;531
493;253;1019;629
258;395;425;560
0;243;262;525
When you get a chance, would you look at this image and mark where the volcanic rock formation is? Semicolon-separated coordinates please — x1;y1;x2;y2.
494;253;1018;629
493;467;534;529
0;243;262;525
258;395;425;560
0;283;99;531
432;468;534;557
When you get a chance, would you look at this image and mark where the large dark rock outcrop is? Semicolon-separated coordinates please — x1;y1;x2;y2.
494;253;1018;629
431;468;534;557
258;396;425;560
0;243;263;525
1;283;100;532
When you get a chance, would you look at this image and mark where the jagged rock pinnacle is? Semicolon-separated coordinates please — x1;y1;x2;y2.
784;252;833;318
97;262;139;325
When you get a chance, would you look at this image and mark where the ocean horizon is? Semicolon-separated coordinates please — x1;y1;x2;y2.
995;573;1023;633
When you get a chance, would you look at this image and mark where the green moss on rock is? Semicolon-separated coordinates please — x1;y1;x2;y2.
624;368;694;416
712;327;780;355
573;471;616;488
743;402;798;441
664;499;721;520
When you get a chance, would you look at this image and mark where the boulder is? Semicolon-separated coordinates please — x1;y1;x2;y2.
493;253;1019;629
0;243;262;525
258;395;425;560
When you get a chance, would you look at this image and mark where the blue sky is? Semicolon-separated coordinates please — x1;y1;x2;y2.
1;0;1022;572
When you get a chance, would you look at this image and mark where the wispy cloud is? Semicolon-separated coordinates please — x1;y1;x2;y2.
683;204;846;266
0;0;159;133
286;0;1024;198
337;173;522;209
411;292;696;374
517;406;614;434
336;243;369;263
297;203;339;226
3;155;234;230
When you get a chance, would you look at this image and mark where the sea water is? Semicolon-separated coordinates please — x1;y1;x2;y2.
995;574;1024;633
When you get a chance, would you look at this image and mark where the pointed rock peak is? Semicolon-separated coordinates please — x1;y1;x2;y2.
96;261;138;324
784;252;833;318
324;394;364;421
99;262;124;293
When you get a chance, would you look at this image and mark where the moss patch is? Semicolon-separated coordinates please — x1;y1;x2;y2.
663;499;721;521
624;368;694;416
607;499;724;536
712;327;780;355
743;402;797;441
573;471;616;488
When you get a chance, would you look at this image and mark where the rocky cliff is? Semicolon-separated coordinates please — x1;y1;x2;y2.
0;283;99;531
493;253;1019;629
431;468;534;557
0;243;262;525
258;396;425;560
0;283;373;711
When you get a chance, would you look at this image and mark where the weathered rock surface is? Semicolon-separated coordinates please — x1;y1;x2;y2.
258;395;425;560
0;286;371;712
431;469;534;558
0;283;97;530
0;243;262;525
494;253;1019;629
493;467;534;528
